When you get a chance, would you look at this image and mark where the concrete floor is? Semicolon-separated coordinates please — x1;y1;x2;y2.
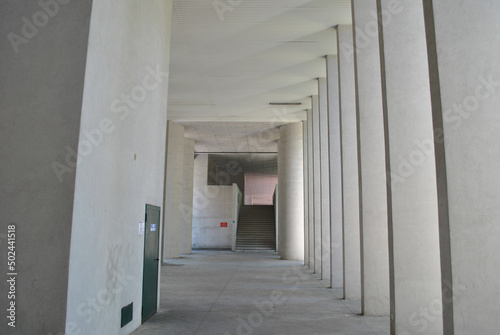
132;250;390;335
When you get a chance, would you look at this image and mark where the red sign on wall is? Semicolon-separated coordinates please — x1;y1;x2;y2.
220;222;228;227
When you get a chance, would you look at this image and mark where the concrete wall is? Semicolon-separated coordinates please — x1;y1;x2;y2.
207;154;245;191
192;154;236;249
244;173;277;205
0;1;93;334
65;1;172;334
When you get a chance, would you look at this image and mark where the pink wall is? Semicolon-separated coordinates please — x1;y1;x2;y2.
244;173;278;205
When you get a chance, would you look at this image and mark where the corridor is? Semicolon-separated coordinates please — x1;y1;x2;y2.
132;251;389;335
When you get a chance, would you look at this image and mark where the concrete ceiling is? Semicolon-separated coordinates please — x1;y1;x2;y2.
168;0;352;151
181;121;284;152
208;153;278;176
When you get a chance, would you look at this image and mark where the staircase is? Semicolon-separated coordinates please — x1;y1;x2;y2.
235;205;276;251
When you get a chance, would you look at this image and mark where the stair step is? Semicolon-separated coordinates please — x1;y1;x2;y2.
235;205;276;251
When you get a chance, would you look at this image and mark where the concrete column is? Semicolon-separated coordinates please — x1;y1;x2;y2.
0;2;93;334
232;183;243;251
378;0;443;333
278;123;305;261
337;25;361;300
311;95;322;276
318;77;331;284
274;186;279;251
180;139;195;254
307;109;315;269
424;1;500;334
64;2;173;334
327;55;344;290
303;119;310;266
352;0;390;316
163;121;185;259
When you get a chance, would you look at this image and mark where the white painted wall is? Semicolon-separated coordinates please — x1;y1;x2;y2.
65;1;173;334
0;2;93;334
192;154;235;249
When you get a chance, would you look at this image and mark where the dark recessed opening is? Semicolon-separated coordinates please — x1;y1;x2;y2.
121;302;133;328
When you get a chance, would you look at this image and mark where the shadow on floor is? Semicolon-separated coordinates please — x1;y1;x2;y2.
132;250;389;335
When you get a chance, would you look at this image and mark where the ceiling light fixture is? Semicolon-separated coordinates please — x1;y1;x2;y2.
269;102;302;105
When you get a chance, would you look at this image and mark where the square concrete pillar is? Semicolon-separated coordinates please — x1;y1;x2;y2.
181;138;195;254
327;55;344;290
337;25;361;300
0;2;93;334
318;77;332;285
66;2;173;333
307;109;316;270
378;0;443;333
352;0;390;316
163;121;186;259
303;119;310;266
311;95;322;276
424;1;500;333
